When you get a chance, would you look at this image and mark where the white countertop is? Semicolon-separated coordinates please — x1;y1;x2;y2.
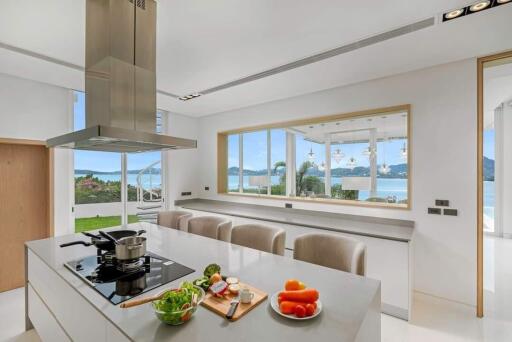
26;223;381;342
177;199;414;242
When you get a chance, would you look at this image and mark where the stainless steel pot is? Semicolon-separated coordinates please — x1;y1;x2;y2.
115;236;147;261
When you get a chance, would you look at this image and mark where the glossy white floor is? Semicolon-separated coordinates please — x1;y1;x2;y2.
1;236;511;342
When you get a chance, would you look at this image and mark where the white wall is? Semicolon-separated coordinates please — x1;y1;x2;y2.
500;99;512;237
164;112;200;206
197;59;478;306
0;72;73;236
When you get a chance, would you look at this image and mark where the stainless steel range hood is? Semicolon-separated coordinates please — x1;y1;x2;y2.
47;0;196;152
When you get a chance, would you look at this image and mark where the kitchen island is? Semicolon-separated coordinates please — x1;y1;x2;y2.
25;223;381;341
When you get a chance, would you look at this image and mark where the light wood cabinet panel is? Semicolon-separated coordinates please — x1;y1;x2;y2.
0;141;52;292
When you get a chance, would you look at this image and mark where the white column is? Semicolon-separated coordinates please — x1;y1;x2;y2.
267;129;272;195
121;153;127;226
494;104;503;236
498;101;512;238
239;133;243;193
325;136;331;197
286;132;296;196
369;129;377;197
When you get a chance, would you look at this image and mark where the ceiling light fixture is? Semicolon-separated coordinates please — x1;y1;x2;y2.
307;147;316;162
379;163;391;175
332;148;345;164
178;93;202;101
442;0;510;22
347;157;357;170
400;142;408;160
362;146;377;157
317;162;326;172
469;1;490;12
444;8;465;19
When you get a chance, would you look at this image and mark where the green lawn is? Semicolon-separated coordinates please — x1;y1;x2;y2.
75;215;139;233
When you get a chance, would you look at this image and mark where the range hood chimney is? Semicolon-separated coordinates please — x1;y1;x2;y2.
47;0;196;152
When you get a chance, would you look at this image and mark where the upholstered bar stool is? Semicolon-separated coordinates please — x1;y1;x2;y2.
231;224;286;256
293;233;366;276
157;210;193;230
187;216;232;242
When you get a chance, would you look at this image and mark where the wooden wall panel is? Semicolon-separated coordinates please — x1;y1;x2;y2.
0;142;50;292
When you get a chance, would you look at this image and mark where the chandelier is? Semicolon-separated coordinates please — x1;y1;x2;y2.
332;148;345;164
307;147;315;162
400;142;407;159
347;157;357;170
362;146;377;157
379;162;390;175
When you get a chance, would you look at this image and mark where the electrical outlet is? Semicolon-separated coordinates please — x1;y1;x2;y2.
435;199;450;207
444;209;458;216
181;191;192;196
428;207;442;215
204;186;210;191
285;203;293;209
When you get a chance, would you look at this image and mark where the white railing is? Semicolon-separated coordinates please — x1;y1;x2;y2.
136;160;162;205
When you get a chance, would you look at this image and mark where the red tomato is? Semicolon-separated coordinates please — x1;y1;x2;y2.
305;303;316;316
295;305;306;318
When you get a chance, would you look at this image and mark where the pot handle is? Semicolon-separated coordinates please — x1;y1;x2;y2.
60;241;92;248
82;231;101;239
137;229;146;236
99;231;118;244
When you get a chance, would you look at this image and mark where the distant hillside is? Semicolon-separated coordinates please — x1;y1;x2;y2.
484;156;494;181
228;163;408;178
75;167;161;175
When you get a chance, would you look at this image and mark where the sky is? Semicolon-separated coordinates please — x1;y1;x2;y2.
228;129;408;171
483;130;495;159
73;91;161;172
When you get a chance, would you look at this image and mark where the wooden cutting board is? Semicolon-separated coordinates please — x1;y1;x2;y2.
201;283;267;321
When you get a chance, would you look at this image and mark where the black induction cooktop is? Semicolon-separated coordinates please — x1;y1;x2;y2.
64;252;195;305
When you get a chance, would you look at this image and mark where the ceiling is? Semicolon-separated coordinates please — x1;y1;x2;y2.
291;112;408;144
1;0;512;117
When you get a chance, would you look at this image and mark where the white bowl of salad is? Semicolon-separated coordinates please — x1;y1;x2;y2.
152;282;205;325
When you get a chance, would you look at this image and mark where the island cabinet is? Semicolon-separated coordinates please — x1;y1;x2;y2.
178;200;413;320
26;249;129;342
26;223;381;342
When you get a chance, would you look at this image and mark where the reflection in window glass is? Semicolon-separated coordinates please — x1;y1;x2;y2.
330;141;369;200
223;109;409;207
295;135;325;197
271;129;287;195
227;134;240;192
372;138;408;204
242;130;268;194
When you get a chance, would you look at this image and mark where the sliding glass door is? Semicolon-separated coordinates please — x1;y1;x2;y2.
72;91;165;232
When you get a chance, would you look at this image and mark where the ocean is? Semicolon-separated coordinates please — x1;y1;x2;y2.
75;174;496;212
228;175;408;200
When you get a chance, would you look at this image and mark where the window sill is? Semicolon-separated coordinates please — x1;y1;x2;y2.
220;191;410;210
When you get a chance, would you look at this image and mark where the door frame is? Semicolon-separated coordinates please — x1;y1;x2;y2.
476;50;512;318
0;138;54;237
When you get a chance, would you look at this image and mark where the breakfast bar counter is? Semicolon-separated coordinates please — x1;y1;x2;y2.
176;199;414;242
25;223;381;341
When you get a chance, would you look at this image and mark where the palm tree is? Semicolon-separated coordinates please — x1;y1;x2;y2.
296;161;316;195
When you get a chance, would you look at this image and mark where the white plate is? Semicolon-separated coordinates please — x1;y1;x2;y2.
269;292;322;320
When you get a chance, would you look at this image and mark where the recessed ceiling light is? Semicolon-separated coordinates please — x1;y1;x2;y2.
497;0;511;3
445;8;465;19
469;1;490;12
